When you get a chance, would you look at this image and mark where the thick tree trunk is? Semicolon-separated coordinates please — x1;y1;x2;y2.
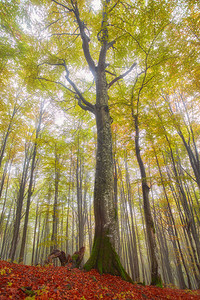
84;67;132;282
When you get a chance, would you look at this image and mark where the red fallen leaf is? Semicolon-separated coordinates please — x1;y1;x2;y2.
0;260;200;300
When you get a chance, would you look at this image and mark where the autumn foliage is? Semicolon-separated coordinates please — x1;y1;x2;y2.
0;260;200;299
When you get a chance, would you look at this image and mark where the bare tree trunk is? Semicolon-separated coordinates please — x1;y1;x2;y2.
113;156;120;256
117;161;139;281
125;158;140;281
19;105;43;263
51;145;60;252
0;198;14;259
0;102;20;168
9;145;31;261
133;114;161;285
31;201;39;265
34;211;41;265
0;159;12;230
76;151;84;249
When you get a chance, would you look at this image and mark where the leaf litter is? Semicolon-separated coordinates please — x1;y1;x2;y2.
0;260;199;299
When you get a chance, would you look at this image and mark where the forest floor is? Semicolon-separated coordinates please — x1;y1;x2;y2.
0;260;200;299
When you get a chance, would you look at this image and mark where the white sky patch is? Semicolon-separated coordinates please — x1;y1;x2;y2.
77;69;94;81
92;0;101;11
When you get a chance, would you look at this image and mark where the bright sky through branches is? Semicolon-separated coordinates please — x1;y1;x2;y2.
92;0;101;10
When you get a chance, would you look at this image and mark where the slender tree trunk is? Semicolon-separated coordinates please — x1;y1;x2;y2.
34;211;41;265
19;103;43;263
0;101;23;168
0;160;8;202
113;158;120;255
117;161;139;281
125;158;140;281
76;153;84;249
51;145;60;252
86;195;93;254
156;209;174;286
0;159;12;230
9;147;30;261
31;201;39;265
0;198;14;259
156;149;188;288
66;151;73;254
133;114;161;285
164;94;200;189
0;117;13;168
138;183;151;283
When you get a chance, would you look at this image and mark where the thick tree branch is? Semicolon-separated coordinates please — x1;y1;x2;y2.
105;70;116;76
62;60;95;113
51;0;96;76
107;40;116;50
76;97;95;114
66;75;95;114
108;62;137;88
73;5;96;76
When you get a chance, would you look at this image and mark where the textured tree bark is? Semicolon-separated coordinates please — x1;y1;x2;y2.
84;64;132;282
72;246;85;268
46;249;71;266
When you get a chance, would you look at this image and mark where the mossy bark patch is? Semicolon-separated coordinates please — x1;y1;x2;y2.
84;234;133;283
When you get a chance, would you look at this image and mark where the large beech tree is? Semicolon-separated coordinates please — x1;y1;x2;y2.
35;0;135;281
